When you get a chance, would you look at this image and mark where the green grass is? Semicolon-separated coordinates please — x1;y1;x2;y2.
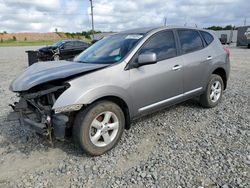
0;40;57;47
0;38;91;47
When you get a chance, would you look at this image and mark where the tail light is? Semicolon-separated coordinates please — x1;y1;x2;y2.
223;47;230;57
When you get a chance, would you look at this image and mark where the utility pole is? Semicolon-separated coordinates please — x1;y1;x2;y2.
89;0;94;40
164;17;167;26
244;18;246;26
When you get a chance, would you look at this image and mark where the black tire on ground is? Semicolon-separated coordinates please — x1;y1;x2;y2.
199;74;224;108
248;44;250;49
73;100;125;156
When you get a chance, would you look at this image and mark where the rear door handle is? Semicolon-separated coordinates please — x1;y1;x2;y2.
206;56;213;61
172;65;182;71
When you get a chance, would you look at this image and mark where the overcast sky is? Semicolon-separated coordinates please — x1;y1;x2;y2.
0;0;249;33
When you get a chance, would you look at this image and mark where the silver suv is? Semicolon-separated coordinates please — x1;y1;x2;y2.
10;27;230;155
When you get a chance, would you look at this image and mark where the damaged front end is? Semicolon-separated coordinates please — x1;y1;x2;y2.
8;60;110;145
9;83;76;144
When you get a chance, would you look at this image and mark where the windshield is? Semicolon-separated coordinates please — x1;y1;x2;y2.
52;41;64;47
74;33;144;64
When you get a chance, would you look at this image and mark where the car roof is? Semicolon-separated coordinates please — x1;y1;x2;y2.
120;26;209;34
61;39;86;43
120;27;159;34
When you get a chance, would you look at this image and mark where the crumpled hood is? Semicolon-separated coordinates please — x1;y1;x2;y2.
38;46;56;53
10;60;109;91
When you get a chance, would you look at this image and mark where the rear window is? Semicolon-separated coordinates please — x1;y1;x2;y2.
200;31;214;45
178;30;204;54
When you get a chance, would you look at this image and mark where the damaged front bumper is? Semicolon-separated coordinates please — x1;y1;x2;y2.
9;85;70;142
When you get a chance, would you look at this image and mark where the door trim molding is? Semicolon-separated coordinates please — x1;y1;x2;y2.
138;87;203;112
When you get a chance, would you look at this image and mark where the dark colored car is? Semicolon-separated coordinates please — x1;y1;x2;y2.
37;40;90;61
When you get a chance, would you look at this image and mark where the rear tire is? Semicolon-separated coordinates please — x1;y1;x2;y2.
73;100;125;156
199;74;224;108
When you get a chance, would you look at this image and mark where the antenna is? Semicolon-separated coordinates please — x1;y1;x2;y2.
164;17;167;26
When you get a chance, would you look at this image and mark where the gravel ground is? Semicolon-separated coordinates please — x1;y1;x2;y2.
0;45;249;188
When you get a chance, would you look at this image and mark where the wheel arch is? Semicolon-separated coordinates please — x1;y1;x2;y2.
212;67;227;89
87;95;131;130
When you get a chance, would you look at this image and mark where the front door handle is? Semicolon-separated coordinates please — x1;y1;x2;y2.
172;65;182;71
206;56;213;61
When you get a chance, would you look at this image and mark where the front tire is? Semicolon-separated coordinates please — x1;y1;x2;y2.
73;101;125;156
54;54;60;61
199;74;224;108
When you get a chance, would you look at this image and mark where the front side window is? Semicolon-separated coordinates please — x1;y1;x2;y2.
63;42;73;49
138;30;177;61
52;41;64;47
178;30;204;54
74;34;144;64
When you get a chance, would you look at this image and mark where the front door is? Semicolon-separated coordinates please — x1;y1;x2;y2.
129;30;183;115
60;42;74;59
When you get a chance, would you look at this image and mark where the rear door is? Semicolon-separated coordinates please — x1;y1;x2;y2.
176;29;212;96
129;30;184;115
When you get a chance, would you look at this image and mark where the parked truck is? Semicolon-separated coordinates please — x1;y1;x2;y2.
237;26;250;48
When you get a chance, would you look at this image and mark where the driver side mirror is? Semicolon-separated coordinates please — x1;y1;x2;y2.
138;52;157;65
135;52;157;68
129;52;157;69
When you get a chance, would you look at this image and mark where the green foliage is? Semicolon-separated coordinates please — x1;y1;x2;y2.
0;31;8;34
0;40;57;47
82;30;101;39
0;38;3;43
64;30;101;41
206;25;236;30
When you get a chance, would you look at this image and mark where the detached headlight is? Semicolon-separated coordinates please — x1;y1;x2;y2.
54;104;83;114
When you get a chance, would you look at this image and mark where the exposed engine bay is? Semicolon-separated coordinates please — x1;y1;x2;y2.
10;83;74;145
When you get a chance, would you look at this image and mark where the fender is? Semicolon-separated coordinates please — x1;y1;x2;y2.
52;58;134;115
52;84;134;117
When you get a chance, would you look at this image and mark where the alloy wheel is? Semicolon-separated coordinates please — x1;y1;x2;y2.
89;111;119;147
210;80;222;103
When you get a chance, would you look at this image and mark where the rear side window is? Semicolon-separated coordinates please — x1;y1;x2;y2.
200;31;214;45
73;41;81;47
139;30;177;61
178;30;204;54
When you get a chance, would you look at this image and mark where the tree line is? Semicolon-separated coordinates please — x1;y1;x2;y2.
205;25;236;30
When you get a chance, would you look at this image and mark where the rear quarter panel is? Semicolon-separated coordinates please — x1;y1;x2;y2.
203;33;230;88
